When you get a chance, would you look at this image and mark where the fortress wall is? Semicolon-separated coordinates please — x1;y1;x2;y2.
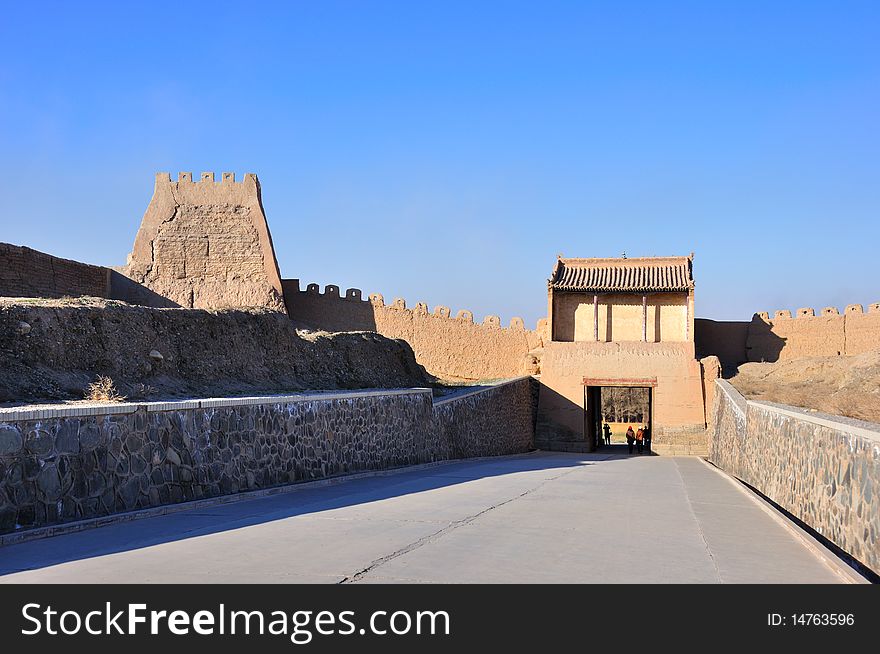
748;309;846;360
284;280;543;381
843;305;880;355
281;280;375;331
709;379;880;575
694;318;749;367
0;379;535;538
0;243;110;300
695;302;880;367
122;172;285;311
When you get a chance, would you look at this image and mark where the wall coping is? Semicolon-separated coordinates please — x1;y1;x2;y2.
0;388;434;422
0;379;532;423
432;376;532;407
715;379;747;417
749;400;880;443
714;379;880;442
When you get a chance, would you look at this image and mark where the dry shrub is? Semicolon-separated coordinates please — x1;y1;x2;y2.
862;395;880;424
85;376;127;402
832;393;880;424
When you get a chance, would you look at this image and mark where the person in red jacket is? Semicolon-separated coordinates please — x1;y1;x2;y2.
626;426;635;454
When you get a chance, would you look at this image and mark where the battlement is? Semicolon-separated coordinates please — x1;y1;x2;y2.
289;279;535;331
754;302;880;321
733;300;880;364
154;172;257;185
283;279;544;381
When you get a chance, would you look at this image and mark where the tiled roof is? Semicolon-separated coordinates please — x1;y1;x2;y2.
550;256;693;293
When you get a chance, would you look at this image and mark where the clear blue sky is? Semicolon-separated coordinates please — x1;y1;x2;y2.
1;1;877;326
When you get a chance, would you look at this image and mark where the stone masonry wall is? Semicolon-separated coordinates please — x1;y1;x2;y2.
708;379;880;574
283;280;545;381
0;243;110;300
433;377;537;459
0;378;536;535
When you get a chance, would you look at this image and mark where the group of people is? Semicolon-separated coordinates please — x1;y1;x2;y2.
602;422;651;454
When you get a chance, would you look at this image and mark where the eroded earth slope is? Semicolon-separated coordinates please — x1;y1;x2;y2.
1;297;430;405
729;351;880;423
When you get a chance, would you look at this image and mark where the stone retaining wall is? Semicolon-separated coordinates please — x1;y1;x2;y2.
434;378;537;459
0;379;535;535
650;425;709;456
708;379;880;574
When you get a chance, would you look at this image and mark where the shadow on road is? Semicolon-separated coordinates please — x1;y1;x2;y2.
0;452;610;576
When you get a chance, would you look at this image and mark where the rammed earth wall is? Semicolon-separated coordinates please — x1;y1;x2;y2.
708;379;880;575
0;243;110;300
0;378;536;536
282;280;545;381
122;173;285;311
696;303;880;368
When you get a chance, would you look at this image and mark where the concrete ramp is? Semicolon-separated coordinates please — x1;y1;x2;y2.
0;453;857;584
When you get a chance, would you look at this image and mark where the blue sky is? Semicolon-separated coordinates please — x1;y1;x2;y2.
1;1;877;326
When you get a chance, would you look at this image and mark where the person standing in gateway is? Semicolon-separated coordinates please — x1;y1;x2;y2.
603;422;612;446
626;426;635;454
643;424;652;453
635;426;644;454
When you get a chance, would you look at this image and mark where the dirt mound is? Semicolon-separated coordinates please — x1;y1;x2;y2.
729;351;880;423
0;297;430;405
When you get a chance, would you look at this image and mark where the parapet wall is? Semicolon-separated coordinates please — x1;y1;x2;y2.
0;243;110;300
708;379;880;575
0;378;536;537
122;172;285;311
284;280;545;381
696;302;880;367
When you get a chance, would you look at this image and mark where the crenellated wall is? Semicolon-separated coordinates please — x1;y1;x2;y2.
122;172;285;311
0;378;536;538
283;280;546;381
696;302;880;367
709;379;880;575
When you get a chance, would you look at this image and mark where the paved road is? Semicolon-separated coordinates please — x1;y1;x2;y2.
0;451;848;583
